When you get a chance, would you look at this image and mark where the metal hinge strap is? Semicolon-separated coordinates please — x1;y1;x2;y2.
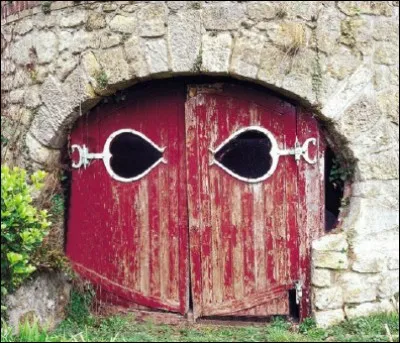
279;137;317;165
71;144;103;169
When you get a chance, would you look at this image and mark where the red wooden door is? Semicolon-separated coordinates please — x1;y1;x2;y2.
66;81;324;320
66;84;189;314
185;84;324;319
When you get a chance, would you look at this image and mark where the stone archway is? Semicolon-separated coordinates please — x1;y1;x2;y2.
1;1;398;327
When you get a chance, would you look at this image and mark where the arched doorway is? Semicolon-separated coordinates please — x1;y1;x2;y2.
66;80;325;321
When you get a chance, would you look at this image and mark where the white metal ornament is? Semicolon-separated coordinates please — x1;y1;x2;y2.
209;126;317;183
71;128;167;182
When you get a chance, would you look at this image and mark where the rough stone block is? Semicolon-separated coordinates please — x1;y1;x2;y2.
357;148;399;181
168;10;202;72
258;43;288;86
29;72;98;148
81;51;108;95
100;34;122;49
24;85;42;109
11;31;57;66
124;35;149;78
102;2;118;12
144;38;170;74
34;13;58;28
281;47;316;104
316;6;343;54
336;95;381;141
267;22;309;53
95;46;134;88
58;31;73;52
64;67;100;110
322;65;373;120
314;286;344;310
312;234;348;252
373;18;399;42
348;198;399;237
337;1;393;17
377;88;399;125
374;42;399;66
201;32;232;74
312;269;332;288
246;2;276;21
352;249;386;273
35;31;58;65
138;3;167;37
326;45;362;81
313;251;349;270
203;3;245;30
109;15;137;33
340;17;374;48
70;30;92;54
121;4;141;13
167;1;185;11
338;272;380;304
6;272;71;334
25;133;60;166
85;12;107;31
345;299;397;320
9;89;25;104
388;253;399;270
230;30;264;79
56;52;79;81
14;18;33;35
314;309;345;328
280;1;323;21
60;11;86;27
378;270;400;298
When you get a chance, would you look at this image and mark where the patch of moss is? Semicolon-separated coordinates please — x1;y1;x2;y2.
41;1;52;14
95;70;108;90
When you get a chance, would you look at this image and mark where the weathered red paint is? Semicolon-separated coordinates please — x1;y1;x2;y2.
66;83;188;314
66;81;325;321
186;84;299;318
297;108;326;320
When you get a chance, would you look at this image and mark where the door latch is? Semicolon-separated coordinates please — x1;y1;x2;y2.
295;280;303;305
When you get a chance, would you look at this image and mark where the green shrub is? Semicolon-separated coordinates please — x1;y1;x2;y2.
1;165;51;317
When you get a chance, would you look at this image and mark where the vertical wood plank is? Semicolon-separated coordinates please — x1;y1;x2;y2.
297;108;325;320
185;94;203;318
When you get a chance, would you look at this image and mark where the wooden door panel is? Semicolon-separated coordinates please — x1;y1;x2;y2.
186;84;298;318
66;81;324;320
67;84;188;314
297;108;326;319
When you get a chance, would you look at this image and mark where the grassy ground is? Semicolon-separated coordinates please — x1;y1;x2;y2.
1;292;399;342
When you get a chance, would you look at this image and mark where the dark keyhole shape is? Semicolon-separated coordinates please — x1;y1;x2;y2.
215;130;273;179
109;132;163;179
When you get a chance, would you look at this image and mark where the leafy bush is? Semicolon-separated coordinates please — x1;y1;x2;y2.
1;165;51;316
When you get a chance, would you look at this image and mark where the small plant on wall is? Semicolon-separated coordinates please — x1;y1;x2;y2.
95;70;108;90
329;157;354;192
1;166;51;319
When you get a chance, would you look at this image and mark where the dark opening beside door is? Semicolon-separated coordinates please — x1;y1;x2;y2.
66;81;325;320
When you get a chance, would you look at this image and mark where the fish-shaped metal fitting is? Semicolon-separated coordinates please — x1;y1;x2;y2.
209;126;279;183
209;126;317;183
71;129;166;182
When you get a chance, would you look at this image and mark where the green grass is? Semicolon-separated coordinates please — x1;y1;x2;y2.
1;293;399;342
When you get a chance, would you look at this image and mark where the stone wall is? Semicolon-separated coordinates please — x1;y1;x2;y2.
1;1;399;327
